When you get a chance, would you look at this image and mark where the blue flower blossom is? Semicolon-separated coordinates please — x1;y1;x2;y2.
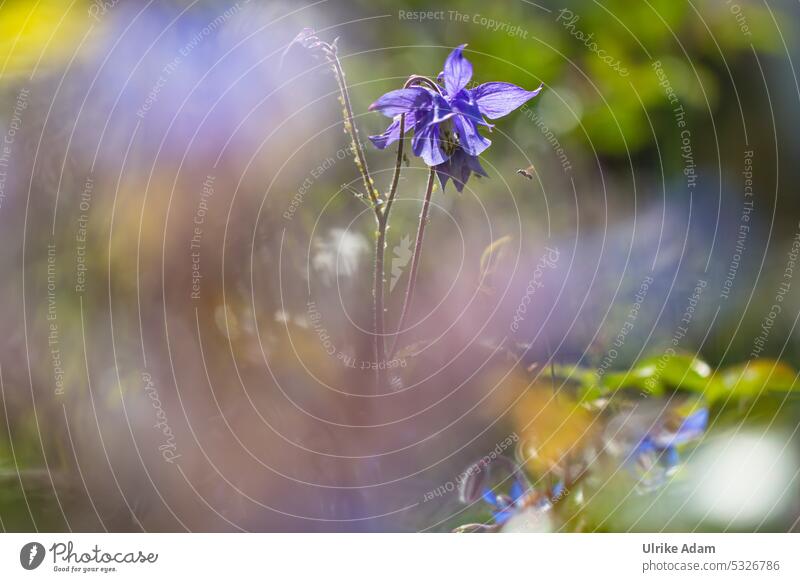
630;406;708;490
369;45;542;190
481;478;527;524
650;406;708;451
457;455;534;525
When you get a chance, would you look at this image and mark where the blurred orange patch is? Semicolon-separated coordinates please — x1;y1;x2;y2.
512;387;597;478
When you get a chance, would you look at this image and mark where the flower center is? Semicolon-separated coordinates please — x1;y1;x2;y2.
440;119;459;156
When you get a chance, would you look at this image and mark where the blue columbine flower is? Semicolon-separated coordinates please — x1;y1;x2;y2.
481;478;527;524
458;456;531;525
369;44;542;190
630;406;708;491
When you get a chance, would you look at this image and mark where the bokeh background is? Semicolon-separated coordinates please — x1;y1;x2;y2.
1;0;800;532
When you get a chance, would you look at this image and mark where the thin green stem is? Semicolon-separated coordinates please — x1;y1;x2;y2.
388;167;436;360
372;115;406;389
324;57;438;388
374;214;388;389
327;51;380;211
324;44;387;389
383;113;406;220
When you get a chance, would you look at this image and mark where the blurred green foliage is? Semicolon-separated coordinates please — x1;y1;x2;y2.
1;0;799;533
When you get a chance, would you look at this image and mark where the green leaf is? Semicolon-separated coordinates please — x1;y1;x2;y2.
602;353;711;395
707;359;799;402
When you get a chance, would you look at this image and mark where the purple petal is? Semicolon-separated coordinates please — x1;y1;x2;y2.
368;112;415;150
680;407;709;434
453;116;490;157
435;156;455;191
452;90;491;128
455;151;484;191
465;152;488;178
472;82;543;119
457;154;472;190
652;408;709;448
412;122;447;166
443;44;473;97
435;149;486;192
481;487;499;507
430;93;456;124
435;163;452;191
369;87;431;118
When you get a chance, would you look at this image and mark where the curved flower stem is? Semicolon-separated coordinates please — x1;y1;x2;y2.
381;75;437;220
327;51;380;210
383;113;406;220
324;43;387;389
388;167;436;360
325;58;437;388
383;76;442;362
405;74;444;95
372;115;406;389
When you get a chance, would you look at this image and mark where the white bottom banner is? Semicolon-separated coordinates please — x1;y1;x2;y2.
1;533;798;581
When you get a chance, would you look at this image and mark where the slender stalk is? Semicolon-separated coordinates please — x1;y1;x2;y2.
388;167;436;360
327;52;380;210
382;77;443;361
324;56;438;388
324;43;386;389
383;113;406;219
373;215;388;388
382;74;434;219
405;74;444;95
373;113;407;377
372;114;408;389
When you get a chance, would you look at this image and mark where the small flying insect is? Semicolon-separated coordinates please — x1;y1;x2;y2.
516;165;535;180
